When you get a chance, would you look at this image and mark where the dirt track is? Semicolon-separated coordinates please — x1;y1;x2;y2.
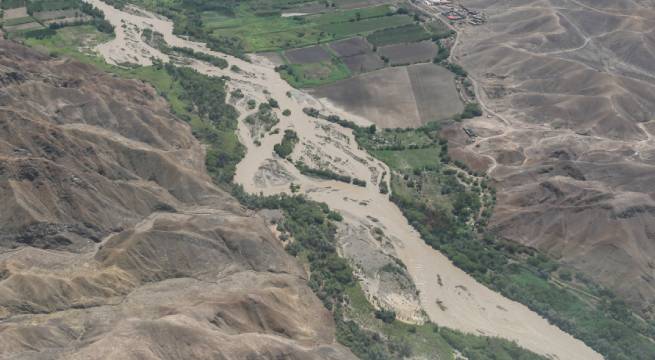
85;1;603;358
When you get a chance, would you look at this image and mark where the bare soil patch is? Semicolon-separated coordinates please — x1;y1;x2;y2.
2;7;28;20
408;63;463;122
284;45;331;64
5;22;43;31
311;63;462;127
329;36;371;57
379;40;437;65
342;52;385;74
310;66;422;128
259;51;286;66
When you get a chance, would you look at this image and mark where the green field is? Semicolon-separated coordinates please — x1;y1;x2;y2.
306;4;392;24
319;15;412;38
366;23;432;46
2;16;36;26
372;147;442;171
279;57;351;87
427;19;453;38
120;0;413;53
28;0;78;12
1;0;26;9
205;11;413;52
23;25;113;55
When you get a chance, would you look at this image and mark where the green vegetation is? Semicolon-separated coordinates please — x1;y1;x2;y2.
23;14;655;360
2;16;36;26
352;178;366;187
169;46;228;68
141;28;228;68
295;162;352;183
27;0;77;12
113;0;415;54
366;23;431;46
318;14;412;38
1;0;26;9
162;65;244;183
356;124;655;360
426;19;454;39
433;41;450;63
23;24;113;55
244;102;280;138
278;57;350;88
455;102;482;120
2;0;114;36
229;189;547;360
273;129;298;158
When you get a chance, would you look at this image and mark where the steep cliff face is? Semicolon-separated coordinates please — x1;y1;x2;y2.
0;41;354;360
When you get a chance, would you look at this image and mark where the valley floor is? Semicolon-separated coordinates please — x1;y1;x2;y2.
78;0;603;358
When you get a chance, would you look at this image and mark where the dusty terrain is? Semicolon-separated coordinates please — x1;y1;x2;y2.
448;0;655;313
0;41;354;360
67;0;605;357
1;0;607;358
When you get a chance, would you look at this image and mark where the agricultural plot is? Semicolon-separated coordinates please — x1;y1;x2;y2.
310;66;422;127
333;0;392;10
28;0;78;12
366;23;432;46
408;63;463;122
260;51;286;66
280;58;351;88
327;37;382;74
200;3;410;52
200;10;233;27
281;2;328;16
426;19;452;38
33;9;82;21
23;24;113;55
1;0;26;10
328;36;370;57
311;63;463;128
341;53;384;74
1;15;35;26
2;7;28;18
306;4;391;24
284;44;331;64
4;22;44;32
1;6;41;34
319;15;412;37
379;40;438;65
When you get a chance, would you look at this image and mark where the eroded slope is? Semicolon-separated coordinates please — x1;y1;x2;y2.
0;40;354;360
452;0;655;313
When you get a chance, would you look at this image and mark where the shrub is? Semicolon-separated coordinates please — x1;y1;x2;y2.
374;309;396;324
273;129;299;158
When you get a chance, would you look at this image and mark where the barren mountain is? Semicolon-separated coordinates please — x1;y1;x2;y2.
0;40;354;360
451;0;655;313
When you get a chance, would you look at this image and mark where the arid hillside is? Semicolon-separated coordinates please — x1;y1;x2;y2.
0;41;354;360
451;0;655;313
